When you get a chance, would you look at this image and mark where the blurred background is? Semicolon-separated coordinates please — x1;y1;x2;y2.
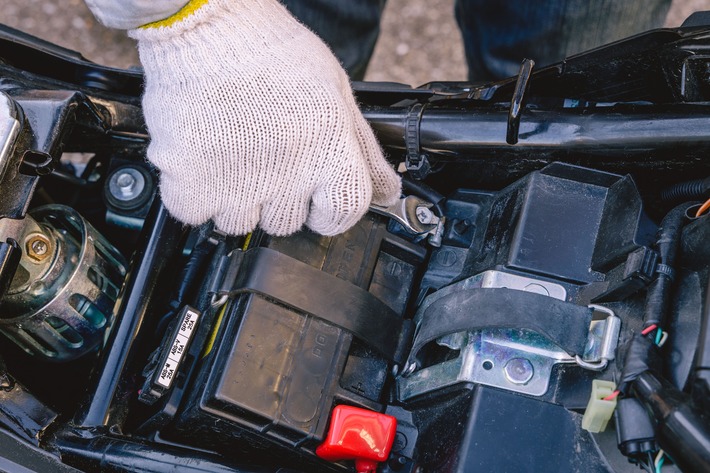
1;0;710;86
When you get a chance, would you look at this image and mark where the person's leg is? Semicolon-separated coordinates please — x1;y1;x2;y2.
456;0;672;82
280;0;387;80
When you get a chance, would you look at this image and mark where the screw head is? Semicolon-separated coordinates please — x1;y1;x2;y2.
504;358;534;385
415;206;435;224
26;234;52;262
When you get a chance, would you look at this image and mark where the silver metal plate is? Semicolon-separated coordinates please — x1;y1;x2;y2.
0;93;21;182
400;270;574;399
398;328;576;399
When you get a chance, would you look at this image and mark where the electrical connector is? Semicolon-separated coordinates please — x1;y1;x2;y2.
615;397;657;459
595;247;659;302
582;380;617;433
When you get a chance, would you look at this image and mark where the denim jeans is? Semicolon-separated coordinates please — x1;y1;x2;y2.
281;0;671;81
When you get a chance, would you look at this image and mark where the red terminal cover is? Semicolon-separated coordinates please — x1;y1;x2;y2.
316;405;398;472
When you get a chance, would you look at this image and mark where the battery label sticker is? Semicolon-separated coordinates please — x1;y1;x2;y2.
156;308;200;389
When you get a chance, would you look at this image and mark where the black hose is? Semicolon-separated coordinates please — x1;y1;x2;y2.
402;173;446;216
660;177;710;202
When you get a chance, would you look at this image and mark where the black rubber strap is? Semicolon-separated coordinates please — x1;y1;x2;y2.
224;248;409;364
408;287;592;364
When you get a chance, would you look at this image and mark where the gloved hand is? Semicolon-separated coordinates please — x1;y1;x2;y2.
90;0;401;236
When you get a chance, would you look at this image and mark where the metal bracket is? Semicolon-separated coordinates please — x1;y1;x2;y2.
576;304;621;371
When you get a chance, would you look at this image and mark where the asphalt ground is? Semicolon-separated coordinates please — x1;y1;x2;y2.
1;0;710;86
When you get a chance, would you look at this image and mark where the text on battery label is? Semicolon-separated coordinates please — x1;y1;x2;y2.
155;309;200;389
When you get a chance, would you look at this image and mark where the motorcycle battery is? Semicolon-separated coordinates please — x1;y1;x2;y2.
171;213;425;462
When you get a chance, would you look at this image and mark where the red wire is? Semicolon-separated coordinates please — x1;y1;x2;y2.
641;324;658;336
603;390;620;401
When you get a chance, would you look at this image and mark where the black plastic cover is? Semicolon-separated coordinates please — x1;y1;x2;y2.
418;387;608;472
463;163;655;284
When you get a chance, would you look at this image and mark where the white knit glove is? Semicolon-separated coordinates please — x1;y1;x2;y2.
85;0;188;29
127;0;401;236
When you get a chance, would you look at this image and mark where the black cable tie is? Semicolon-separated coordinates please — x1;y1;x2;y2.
405;103;431;180
655;263;675;281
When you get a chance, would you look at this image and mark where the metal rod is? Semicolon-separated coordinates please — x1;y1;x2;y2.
364;105;710;160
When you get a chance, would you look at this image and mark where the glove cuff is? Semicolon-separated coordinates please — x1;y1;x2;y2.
85;0;188;30
140;0;210;30
129;0;223;41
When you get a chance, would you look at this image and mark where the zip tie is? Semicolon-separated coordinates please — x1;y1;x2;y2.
655;264;675;281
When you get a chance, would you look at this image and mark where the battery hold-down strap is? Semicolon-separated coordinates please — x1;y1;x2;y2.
216;247;412;364
406;287;593;368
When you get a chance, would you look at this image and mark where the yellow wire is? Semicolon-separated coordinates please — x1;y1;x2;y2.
201;302;227;359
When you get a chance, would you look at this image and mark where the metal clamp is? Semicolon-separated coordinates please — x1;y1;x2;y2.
576;304;621;371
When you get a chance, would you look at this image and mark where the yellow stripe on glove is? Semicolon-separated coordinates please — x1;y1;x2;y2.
142;0;210;29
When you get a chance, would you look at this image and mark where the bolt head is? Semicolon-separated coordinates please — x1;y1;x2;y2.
504;358;534;385
108;167;146;203
116;172;136;191
26;234;52;262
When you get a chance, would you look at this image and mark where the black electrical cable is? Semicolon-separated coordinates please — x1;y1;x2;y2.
633;371;710;473
402;173;446;216
49;167;100;188
660;177;710;202
641;453;654;473
618;203;690;393
154;237;215;337
642;203;690;329
614;202;710;471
